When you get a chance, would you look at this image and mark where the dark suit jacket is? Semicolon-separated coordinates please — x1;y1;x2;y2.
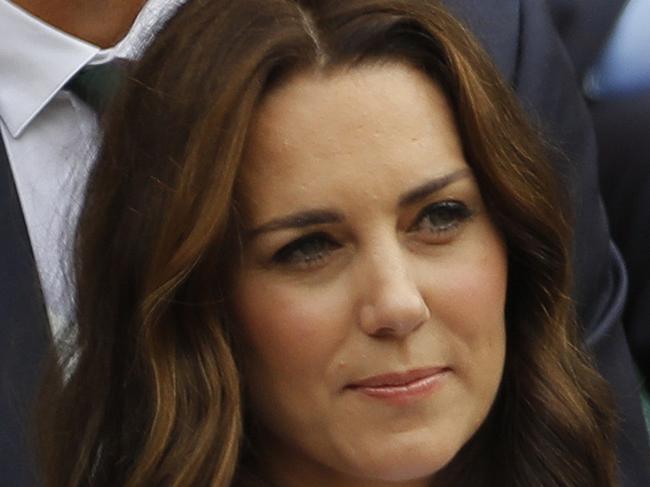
546;0;627;78
0;136;51;486
593;88;650;384
1;0;648;486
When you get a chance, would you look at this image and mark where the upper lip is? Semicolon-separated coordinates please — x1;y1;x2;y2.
347;367;449;388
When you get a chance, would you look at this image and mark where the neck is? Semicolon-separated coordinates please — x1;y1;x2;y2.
12;0;147;48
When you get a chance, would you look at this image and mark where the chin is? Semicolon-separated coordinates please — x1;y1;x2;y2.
343;441;458;483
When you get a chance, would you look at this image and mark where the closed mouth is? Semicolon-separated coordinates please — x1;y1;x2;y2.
347;366;450;389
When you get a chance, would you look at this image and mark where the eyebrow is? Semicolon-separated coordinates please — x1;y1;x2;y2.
246;208;344;239
398;168;471;207
246;167;471;238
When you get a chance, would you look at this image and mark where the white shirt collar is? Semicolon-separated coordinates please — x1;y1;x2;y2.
0;0;184;138
0;0;100;137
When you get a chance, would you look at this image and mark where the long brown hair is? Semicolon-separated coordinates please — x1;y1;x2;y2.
37;1;618;486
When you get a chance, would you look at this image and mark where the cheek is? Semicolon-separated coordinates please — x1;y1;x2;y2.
231;272;346;380
230;272;354;456
422;228;507;381
434;228;507;332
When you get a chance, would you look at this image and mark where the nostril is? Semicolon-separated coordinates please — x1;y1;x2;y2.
358;294;430;338
372;325;401;338
371;322;419;338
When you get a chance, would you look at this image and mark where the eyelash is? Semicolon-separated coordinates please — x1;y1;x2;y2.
272;232;341;267
409;200;473;236
271;200;473;268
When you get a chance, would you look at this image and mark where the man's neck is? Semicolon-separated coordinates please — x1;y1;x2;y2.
12;0;147;48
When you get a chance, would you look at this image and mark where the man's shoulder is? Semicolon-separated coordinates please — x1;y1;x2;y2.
442;0;519;80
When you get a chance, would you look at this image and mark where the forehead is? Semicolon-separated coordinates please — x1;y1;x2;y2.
238;62;469;220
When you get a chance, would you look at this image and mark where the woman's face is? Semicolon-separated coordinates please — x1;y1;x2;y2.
232;63;507;487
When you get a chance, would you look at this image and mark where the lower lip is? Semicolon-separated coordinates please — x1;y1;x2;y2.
350;370;451;404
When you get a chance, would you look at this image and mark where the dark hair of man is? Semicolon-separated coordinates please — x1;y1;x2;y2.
36;1;617;486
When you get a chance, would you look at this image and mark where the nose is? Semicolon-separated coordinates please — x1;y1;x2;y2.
357;244;430;338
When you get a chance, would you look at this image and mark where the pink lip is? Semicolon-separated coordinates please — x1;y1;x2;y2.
347;367;450;403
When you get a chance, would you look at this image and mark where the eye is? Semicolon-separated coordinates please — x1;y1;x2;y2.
272;232;341;268
410;200;473;239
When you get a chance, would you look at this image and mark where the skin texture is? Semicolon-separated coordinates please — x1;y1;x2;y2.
232;63;508;487
12;0;146;47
